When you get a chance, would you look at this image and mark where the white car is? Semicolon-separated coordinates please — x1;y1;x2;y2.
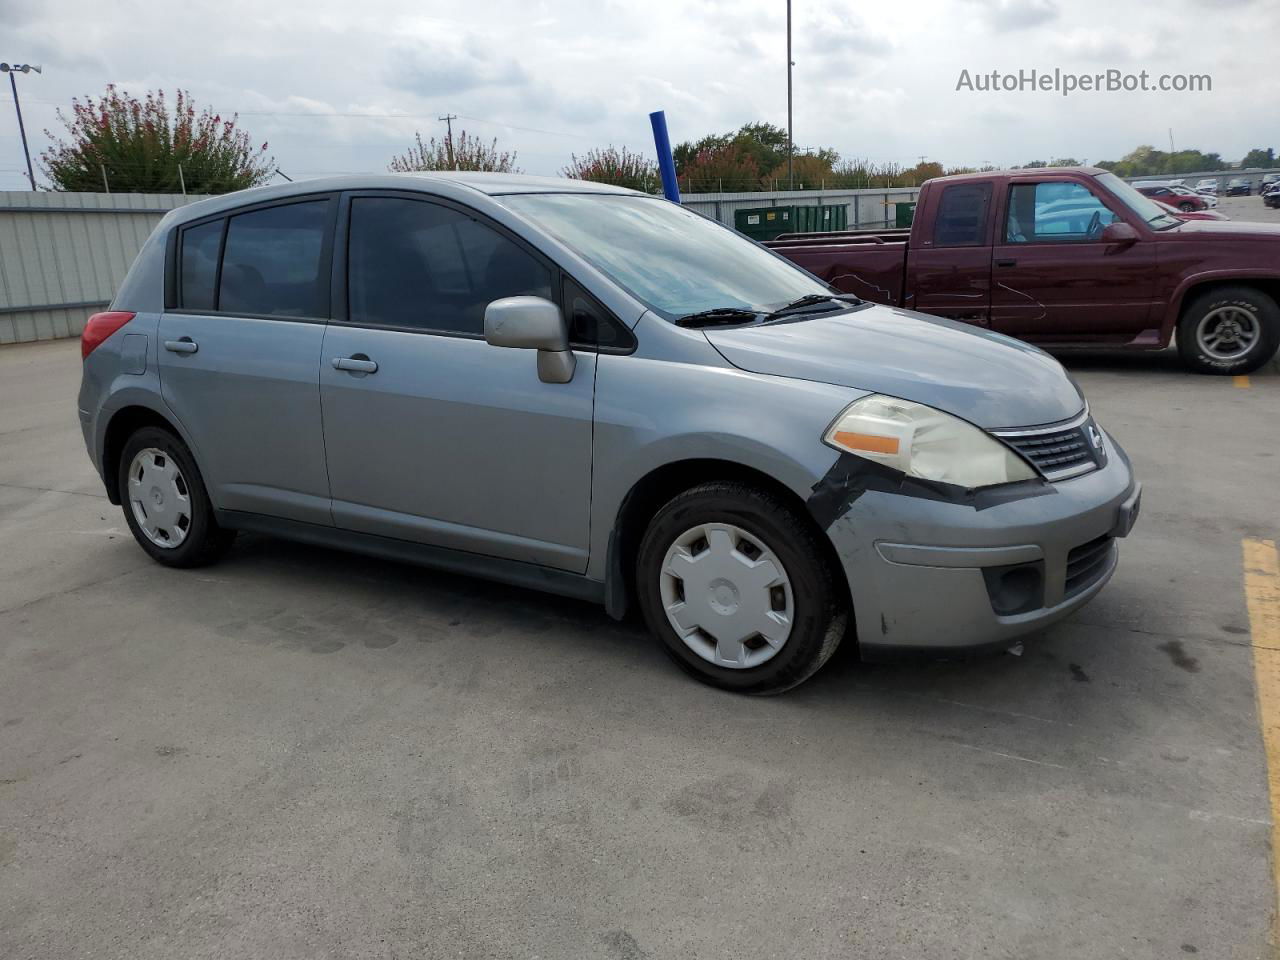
1196;178;1220;194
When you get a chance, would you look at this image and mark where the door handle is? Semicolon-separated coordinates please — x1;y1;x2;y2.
163;338;198;355
995;258;1018;268
332;355;378;374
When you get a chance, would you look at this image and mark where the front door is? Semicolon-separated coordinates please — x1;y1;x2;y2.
319;193;595;573
158;196;336;525
989;179;1158;342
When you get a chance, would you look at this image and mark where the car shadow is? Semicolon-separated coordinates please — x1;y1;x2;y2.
220;532;1101;731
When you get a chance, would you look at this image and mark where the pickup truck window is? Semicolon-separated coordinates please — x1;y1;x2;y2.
933;183;992;247
499;193;830;319
1096;171;1181;229
1005;182;1118;244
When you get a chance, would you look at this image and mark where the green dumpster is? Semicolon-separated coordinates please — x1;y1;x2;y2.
734;205;797;242
734;203;848;240
895;201;917;229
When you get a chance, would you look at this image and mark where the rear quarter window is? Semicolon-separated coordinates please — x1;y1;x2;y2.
932;183;992;247
179;220;224;311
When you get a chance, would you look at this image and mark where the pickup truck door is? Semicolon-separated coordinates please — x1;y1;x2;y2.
904;180;994;325
989;178;1158;342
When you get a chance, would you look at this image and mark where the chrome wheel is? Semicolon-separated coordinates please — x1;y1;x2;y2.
659;522;794;669
1196;306;1260;361
127;447;191;548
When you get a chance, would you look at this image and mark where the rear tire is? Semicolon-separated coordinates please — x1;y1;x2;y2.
1176;285;1280;375
118;426;235;567
635;481;847;695
1178;202;1195;213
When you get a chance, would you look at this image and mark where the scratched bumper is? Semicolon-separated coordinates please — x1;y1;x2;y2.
826;430;1138;657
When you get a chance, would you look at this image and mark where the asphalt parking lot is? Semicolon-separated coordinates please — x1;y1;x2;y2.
2;326;1279;957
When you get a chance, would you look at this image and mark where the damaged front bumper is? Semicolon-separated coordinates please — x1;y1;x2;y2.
817;430;1139;658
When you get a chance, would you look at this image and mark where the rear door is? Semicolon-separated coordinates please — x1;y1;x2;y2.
905;180;994;325
318;192;596;572
158;196;336;525
988;178;1158;342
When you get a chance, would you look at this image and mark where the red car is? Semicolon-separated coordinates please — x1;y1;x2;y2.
1156;199;1227;221
767;167;1280;375
1136;184;1207;212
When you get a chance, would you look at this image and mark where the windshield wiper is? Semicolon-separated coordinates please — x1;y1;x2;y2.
675;307;763;328
765;293;862;320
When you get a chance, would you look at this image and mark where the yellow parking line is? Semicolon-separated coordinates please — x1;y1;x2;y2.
1234;375;1252;388
1244;538;1280;939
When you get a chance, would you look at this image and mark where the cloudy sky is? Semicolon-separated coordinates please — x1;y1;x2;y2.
1;0;1276;190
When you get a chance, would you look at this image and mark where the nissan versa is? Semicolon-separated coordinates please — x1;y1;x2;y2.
78;173;1141;694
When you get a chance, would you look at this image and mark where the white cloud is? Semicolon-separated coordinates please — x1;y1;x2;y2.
0;0;1275;189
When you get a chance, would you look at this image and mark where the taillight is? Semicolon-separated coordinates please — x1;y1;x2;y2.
81;312;136;359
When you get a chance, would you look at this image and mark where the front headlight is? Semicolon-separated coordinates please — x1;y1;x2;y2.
822;394;1037;488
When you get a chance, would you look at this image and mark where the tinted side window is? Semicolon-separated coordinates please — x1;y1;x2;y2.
219;201;330;317
179;219;223;311
348;197;552;334
933;183;991;247
564;277;633;350
1005;182;1118;243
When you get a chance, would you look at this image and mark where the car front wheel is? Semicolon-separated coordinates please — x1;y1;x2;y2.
1177;286;1280;375
636;481;847;695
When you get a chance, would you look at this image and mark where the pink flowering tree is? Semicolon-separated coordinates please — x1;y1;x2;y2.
561;146;659;192
41;87;275;194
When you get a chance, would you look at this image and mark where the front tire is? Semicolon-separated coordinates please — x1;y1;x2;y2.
1176;285;1280;375
1178;202;1196;213
118;426;235;567
636;482;847;695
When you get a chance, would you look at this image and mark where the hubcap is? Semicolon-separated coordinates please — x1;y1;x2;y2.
659;522;794;669
127;448;191;548
1196;306;1259;361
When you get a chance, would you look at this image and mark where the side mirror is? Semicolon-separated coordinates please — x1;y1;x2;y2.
1100;222;1139;247
483;296;576;384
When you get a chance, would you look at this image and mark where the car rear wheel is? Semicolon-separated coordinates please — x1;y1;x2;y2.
118;426;235;567
636;481;847;695
1178;202;1196;213
1177;286;1280;375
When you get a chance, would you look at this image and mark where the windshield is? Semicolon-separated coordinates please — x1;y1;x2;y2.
498;193;832;319
1095;172;1181;230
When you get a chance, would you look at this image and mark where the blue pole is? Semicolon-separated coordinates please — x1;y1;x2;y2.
649;110;681;203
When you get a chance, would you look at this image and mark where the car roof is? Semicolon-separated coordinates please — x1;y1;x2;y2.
159;172;643;227
927;166;1107;186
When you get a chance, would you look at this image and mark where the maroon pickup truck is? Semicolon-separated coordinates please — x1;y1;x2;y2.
767;167;1280;374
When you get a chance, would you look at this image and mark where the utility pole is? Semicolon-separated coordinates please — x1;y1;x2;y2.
1;62;41;192
439;114;458;170
1168;128;1175;153
786;0;793;191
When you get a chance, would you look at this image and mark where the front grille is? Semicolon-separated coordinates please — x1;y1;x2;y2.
992;413;1105;481
1064;535;1115;597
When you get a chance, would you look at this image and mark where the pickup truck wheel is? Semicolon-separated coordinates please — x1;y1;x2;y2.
1177;286;1280;375
636;481;847;695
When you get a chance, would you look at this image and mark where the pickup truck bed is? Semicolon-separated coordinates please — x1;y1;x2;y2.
766;167;1280;375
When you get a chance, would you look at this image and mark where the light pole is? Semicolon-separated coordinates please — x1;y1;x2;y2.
1;62;41;191
786;0;794;191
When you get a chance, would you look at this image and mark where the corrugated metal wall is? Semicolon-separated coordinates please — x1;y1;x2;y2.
0;192;199;344
681;188;921;232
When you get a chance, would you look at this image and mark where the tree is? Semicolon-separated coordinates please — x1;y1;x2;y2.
561;146;659;192
1241;148;1276;169
40;86;273;194
679;142;762;192
389;130;519;173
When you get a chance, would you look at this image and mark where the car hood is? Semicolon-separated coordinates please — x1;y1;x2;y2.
703;304;1084;430
1163;219;1280;239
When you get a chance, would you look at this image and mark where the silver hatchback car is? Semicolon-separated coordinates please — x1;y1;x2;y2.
79;173;1140;694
